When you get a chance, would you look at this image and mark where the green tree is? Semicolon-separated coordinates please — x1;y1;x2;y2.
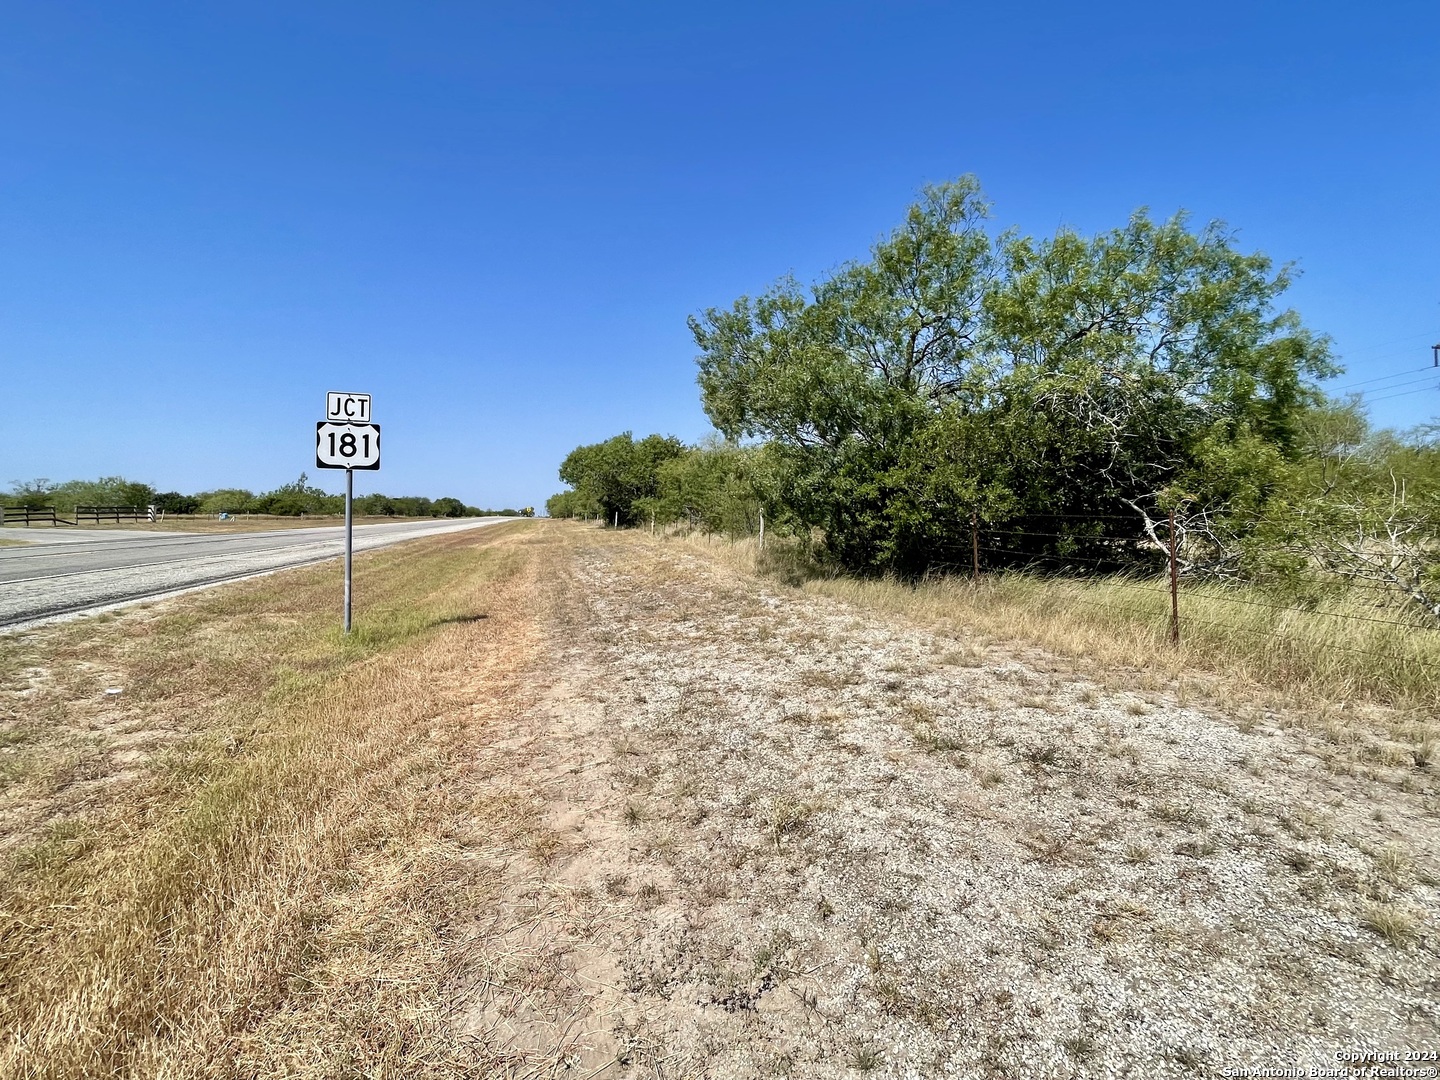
546;489;601;518
691;177;1335;574
153;491;201;514
638;440;771;537
556;432;686;526
42;476;158;513
253;473;340;515
5;479;56;508
196;489;255;515
354;493;397;516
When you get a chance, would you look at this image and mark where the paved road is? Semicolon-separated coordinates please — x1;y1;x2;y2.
0;518;514;630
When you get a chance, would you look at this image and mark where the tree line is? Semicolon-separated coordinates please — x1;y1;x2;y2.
5;475;534;519
549;176;1440;619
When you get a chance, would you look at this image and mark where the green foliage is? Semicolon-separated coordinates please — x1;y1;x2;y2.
153;491;201;514
5;479;56;509
555;432;686;526
1228;409;1440;618
354;494;516;518
195;489;256;515
636;439;778;537
431;497;466;518
548;178;1433;622
3;476;155;512
5;477;497;520
690;176;1337;574
546;489;601;519
251;473;342;516
5;476;160;513
550;433;774;532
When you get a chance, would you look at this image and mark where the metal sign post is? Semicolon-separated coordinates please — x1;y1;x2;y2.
344;469;353;632
316;392;380;634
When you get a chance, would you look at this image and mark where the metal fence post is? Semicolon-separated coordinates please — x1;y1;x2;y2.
1168;509;1179;646
971;508;979;584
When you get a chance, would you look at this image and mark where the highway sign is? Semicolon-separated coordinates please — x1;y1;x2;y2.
326;391;372;423
316;421;381;470
318;393;377;635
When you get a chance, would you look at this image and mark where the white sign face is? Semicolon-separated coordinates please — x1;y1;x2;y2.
326;392;372;423
316;421;381;470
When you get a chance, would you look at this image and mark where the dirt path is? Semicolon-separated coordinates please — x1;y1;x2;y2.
449;529;1438;1079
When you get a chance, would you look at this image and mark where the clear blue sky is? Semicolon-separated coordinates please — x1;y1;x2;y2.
3;1;1437;507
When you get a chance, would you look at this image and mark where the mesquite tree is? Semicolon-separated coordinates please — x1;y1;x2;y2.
690;176;1336;574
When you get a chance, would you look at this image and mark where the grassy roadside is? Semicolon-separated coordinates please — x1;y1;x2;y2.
6;520;1431;1075
674;532;1439;757
0;520;545;1078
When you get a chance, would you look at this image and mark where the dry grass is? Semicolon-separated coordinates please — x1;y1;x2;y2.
563;525;1439;1073
1361;903;1422;947
0;521;549;1077
674;533;1440;741
6;520;1436;1077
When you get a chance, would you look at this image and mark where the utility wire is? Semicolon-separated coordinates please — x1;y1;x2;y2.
1348;374;1438;396
1327;365;1432;393
1356;383;1440;406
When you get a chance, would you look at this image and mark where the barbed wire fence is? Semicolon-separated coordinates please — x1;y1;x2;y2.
946;509;1440;671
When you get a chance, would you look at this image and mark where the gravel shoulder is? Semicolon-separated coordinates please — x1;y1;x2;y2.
451;529;1439;1078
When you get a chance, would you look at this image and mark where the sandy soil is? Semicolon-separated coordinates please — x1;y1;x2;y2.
435;529;1439;1079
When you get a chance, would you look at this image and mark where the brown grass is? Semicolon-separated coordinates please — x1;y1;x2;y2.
0;520;550;1077
556;525;1440;1072
5;520;1435;1076
672;533;1440;751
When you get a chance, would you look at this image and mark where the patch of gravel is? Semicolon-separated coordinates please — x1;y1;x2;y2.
524;535;1439;1079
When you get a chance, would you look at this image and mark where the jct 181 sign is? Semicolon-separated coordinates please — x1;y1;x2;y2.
316;421;381;470
316;391;379;635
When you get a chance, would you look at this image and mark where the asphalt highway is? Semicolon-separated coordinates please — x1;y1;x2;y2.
0;517;513;630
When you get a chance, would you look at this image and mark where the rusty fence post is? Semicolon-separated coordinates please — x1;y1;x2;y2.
1168;509;1180;646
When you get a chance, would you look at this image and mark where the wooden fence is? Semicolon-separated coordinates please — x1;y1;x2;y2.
74;505;144;524
2;506;61;526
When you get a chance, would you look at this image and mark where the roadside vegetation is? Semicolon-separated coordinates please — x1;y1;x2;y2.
0;523;541;1076
3;522;1435;1076
682;531;1439;752
4;474;535;519
549;175;1440;712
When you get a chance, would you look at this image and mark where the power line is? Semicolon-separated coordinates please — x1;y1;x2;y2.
1329;331;1437;362
1357;382;1440;406
1327;365;1432;393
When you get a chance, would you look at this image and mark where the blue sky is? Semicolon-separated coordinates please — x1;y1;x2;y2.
2;1;1437;507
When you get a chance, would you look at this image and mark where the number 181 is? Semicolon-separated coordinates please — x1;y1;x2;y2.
327;431;371;458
